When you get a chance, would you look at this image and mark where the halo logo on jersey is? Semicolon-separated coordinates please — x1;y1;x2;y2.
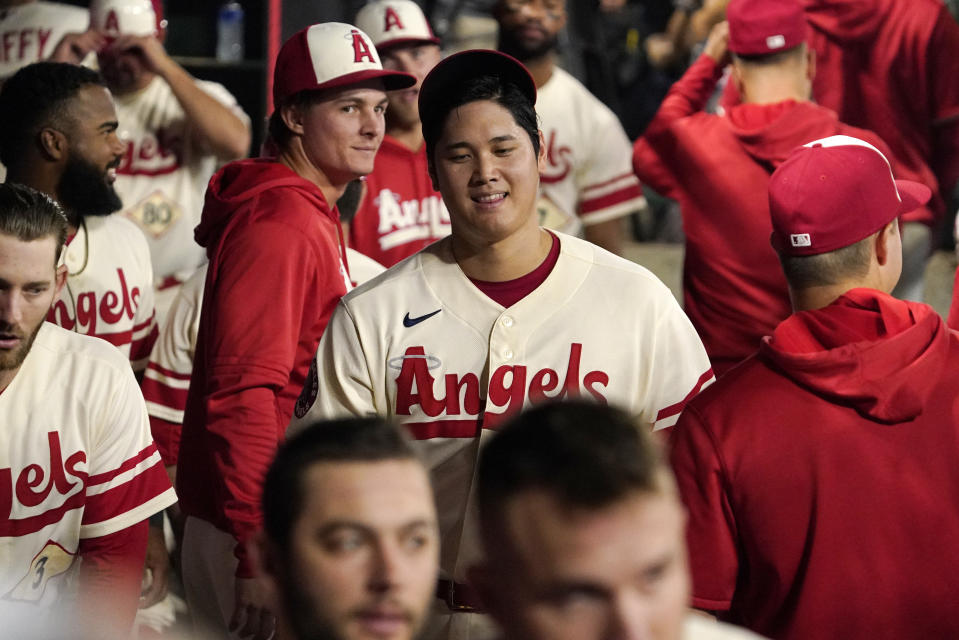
394;343;609;421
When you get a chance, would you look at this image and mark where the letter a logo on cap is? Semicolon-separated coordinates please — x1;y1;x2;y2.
384;6;405;31
105;9;120;33
351;29;376;63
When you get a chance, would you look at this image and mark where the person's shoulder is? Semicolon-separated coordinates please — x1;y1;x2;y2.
32;1;88;24
34;322;133;376
560;233;672;291
546;67;620;119
342;240;444;305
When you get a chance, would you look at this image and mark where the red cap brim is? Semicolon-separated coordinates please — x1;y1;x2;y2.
895;179;932;216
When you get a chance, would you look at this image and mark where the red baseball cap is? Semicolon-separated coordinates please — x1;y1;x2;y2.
273;23;416;106
769;135;931;256
727;0;806;56
355;0;441;51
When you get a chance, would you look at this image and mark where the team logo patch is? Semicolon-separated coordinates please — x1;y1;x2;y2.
293;358;319;419
790;233;812;247
7;540;75;602
124;191;183;238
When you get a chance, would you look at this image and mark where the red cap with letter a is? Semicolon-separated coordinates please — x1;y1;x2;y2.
273;22;416;105
89;0;166;39
768;135;931;256
356;0;441;51
727;0;806;55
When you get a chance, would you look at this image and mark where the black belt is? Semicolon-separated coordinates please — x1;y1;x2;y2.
436;578;486;612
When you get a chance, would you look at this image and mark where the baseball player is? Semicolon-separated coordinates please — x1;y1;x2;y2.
633;1;907;376
669;136;959;639
0;0;101;78
0;61;158;371
291;49;713;640
90;0;251;324
473;401;764;640
494;0;646;255
350;0;451;267
258;416;440;640
176;23;413;640
0;182;175;637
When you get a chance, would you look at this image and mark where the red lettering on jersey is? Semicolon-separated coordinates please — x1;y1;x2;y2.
118;128;183;177
105;10;120;34
540;129;573;184
2;31;15;62
0;433;87;520
384;7;405;31
351;30;375;63
47;268;140;337
17;28;32;60
394;343;609;419
36;28;52;57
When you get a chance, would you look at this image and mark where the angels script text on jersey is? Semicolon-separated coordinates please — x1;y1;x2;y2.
395;342;608;418
0;432;85;521
49;268;142;336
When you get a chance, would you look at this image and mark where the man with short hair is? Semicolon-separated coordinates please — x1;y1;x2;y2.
633;0;909;376
90;0;251;322
0;182;175;637
292;48;712;640
670;135;959;639
472;401;761;640
352;0;450;267
177;22;414;639
259;416;440;640
0;61;158;370
494;0;645;255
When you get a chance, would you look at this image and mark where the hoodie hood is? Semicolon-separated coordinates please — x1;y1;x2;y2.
759;288;949;423
727;100;844;168
194;158;336;250
801;0;886;43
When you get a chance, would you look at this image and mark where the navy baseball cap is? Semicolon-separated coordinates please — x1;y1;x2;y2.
418;49;537;128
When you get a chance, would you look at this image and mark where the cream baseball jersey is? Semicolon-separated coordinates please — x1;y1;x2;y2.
0;1;88;78
292;233;713;581
47;214;159;370
115;77;249;290
536;67;646;236
0;323;176;609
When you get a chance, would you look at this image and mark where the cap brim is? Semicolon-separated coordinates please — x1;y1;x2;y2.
418;49;536;120
278;68;416;104
377;36;442;52
895;179;932;216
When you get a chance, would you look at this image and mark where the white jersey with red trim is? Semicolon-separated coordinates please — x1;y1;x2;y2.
114;76;249;303
0;1;88;78
47;214;159;370
291;232;712;583
0;323;176;611
536;67;646;236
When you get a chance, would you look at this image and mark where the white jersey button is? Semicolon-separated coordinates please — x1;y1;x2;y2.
503;349;514;360
502;316;514;327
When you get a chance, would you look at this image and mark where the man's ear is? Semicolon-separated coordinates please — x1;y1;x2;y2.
806;46;817;83
730;62;746;101
874;219;898;266
537;129;547;173
53;264;67;302
39;128;68;161
280;102;306;137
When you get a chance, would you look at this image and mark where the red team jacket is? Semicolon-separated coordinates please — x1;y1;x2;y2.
670;289;959;639
349;135;449;267
633;55;894;375
722;0;959;222
177;159;350;576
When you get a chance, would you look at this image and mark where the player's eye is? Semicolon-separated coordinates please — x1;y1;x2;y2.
493;147;515;156
341;104;358;114
322;530;365;553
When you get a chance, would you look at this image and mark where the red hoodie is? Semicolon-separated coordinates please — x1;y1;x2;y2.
670;289;959;639
723;0;959;220
633;55;893;375
178;159;350;576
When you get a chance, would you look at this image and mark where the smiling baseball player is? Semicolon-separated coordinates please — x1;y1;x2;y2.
291;49;712;640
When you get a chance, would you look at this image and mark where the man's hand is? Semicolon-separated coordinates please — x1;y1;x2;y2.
702;21;730;65
230;577;277;640
139;522;170;608
49;29;107;64
107;34;175;76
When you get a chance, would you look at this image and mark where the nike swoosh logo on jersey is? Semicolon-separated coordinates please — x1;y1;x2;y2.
403;309;442;327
